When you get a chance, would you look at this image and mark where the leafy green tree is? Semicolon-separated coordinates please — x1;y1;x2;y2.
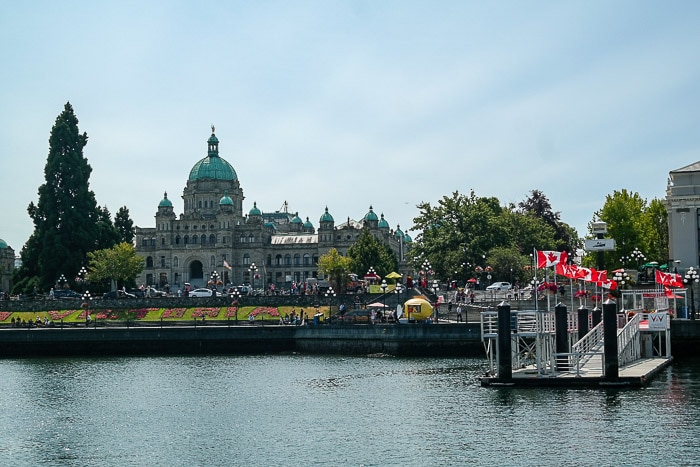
87;242;144;291
115;206;135;244
518;189;580;253
587;189;651;270
346;229;398;280
486;246;530;286
644;199;669;266
95;206;121;250
318;248;352;293
18;102;103;292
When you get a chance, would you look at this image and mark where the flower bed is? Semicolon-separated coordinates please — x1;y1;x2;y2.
49;310;74;321
249;307;280;318
225;307;238;318
162;308;187;319
192;308;220;318
95;310;119;320
0;312;11;322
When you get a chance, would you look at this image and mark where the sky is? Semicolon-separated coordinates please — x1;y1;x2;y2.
2;1;700;253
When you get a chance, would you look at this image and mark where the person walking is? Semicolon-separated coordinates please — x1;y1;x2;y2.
456;304;463;322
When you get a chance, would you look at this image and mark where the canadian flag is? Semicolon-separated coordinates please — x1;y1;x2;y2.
555;263;580;279
655;270;684;288
223;260;232;270
537;250;569;268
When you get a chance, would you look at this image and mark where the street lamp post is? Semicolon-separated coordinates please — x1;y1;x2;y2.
231;288;240;325
685;267;699;320
380;280;388;321
421;259;431;289
249;263;258;294
325;286;336;323
76;266;88;293
82;291;92;327
395;283;404;323
432;280;439;323
530;277;541;312
210;271;220;292
630;248;646;269
613;270;630;311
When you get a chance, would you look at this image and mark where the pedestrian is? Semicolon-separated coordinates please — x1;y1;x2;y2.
470;291;475;304
456;305;463;322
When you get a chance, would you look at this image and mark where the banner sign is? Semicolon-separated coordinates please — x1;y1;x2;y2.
584;239;616;251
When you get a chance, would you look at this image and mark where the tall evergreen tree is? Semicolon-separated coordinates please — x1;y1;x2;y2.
115;206;135;244
22;102;101;291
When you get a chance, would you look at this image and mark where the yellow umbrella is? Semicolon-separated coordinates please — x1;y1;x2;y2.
386;271;402;279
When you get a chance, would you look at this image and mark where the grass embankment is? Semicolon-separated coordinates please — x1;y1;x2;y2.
1;305;330;325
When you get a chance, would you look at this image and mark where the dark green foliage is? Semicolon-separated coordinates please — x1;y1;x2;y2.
518;189;580;254
115;206;135;244
17;102;105;292
347;229;398;278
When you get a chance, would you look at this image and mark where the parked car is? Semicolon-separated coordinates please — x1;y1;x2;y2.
486;281;512;292
145;286;167;297
102;290;136;299
189;288;215;298
53;289;83;300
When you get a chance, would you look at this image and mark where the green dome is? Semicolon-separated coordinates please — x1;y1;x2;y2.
395;225;404;238
404;233;412;243
291;212;303;224
188;129;238;182
320;206;334;223
158;192;173;208
378;213;389;229
364;206;378;222
0;238;6;249
303;217;314;229
249;201;261;216
219;191;233;206
264;222;277;230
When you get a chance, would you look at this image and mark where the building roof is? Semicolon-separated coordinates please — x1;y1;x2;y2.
671;161;700;173
320;206;334;223
219;191;234;206
158;192;173;208
0;238;7;249
188;129;238;182
364;205;378;222
249;202;262;216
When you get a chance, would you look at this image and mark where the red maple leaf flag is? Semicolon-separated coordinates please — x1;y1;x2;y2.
555;263;579;278
655;269;684;288
536;250;569;268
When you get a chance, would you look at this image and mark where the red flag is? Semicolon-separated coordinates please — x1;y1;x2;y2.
656;270;683;287
537;250;569;268
555;263;579;279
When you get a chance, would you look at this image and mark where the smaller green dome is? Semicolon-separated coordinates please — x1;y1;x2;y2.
291;212;303;224
395;224;404;238
219;190;233;206
264;222;277;230
0;238;7;249
249;201;262;216
320;206;334;223
158;192;173;208
378;213;389;229
364;206;378;222
404;233;412;243
303;217;314;229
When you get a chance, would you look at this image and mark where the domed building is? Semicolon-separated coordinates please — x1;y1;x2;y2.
134;128;409;290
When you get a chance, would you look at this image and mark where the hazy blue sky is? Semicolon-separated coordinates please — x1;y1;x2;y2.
2;1;700;253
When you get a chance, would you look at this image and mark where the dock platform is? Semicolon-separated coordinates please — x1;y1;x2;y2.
480;357;673;388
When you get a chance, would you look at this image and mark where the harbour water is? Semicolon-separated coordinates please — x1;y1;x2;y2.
1;354;699;466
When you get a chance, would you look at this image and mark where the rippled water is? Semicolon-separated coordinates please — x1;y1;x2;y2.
0;354;698;466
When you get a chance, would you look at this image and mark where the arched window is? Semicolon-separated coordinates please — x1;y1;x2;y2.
184;235;189;245
243;254;251;265
142;238;148;247
303;254;311;265
200;234;206;244
146;256;154;268
248;234;255;243
192;235;198;244
293;254;301;265
175;235;181;245
266;254;272;266
210;256;215;268
275;255;283;266
284;254;291;266
209;234;216;244
174;256;179;268
239;235;246;243
312;255;319;265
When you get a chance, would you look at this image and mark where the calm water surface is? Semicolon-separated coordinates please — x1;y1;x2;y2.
0;354;698;466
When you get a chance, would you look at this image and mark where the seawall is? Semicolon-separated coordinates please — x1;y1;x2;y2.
0;323;484;358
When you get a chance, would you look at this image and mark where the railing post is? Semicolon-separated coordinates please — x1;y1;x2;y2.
591;304;602;328
603;298;619;379
577;305;589;341
497;301;512;380
555;302;569;372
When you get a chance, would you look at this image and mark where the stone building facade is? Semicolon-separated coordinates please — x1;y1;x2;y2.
134;129;411;290
0;238;14;294
666;161;700;270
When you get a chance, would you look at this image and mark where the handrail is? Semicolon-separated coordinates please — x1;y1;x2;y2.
618;312;641;366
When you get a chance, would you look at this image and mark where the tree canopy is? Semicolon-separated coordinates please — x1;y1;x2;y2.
346;229;398;280
317;248;352;293
87;242;144;291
